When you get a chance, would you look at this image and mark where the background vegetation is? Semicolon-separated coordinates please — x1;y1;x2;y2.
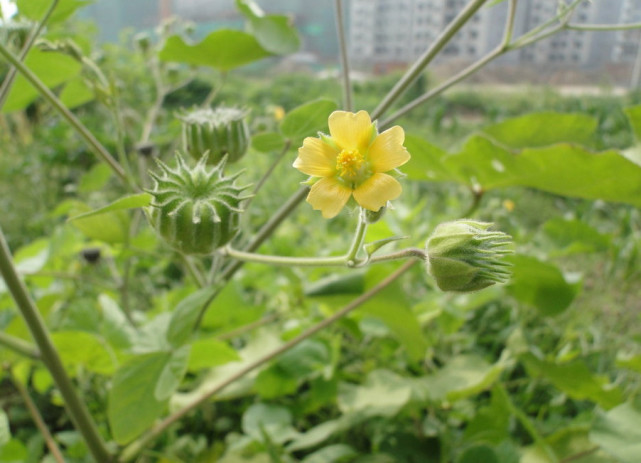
1;1;641;463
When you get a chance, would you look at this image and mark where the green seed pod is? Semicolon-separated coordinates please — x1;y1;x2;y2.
425;220;513;292
179;107;250;165
147;153;251;255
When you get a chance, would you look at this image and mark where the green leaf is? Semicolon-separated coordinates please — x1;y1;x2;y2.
410;134;641;207
158;30;270;71
280;99;338;140
403;134;457;181
0;439;28;462
16;0;91;23
241;403;298;445
543;218;611;255
457;445;499;463
255;340;329;399
522;354;623;409
98;294;136;350
616;353;641;373
3;48;82;113
59;76;94;109
463;387;511;445
305;271;365;297
590;403;641;463
236;0;300;55
301;444;357;463
166;286;219;347
507;255;579;316
78;163;112;193
154;345;190;401
364;236;408;259
13;238;50;274
68;193;152;222
482;112;597;149
51;331;115;375
67;201;129;244
416;355;509;402
359;266;427;362
252;132;286;153
187;338;241;372
108;352;170;444
624;104;641;142
0;409;10;447
338;369;413;417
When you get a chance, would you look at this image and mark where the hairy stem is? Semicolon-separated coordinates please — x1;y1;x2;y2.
0;227;113;463
0;43;130;187
371;0;488;120
119;259;418;462
334;0;353;111
381;0;517;127
0;332;40;360
0;0;59;110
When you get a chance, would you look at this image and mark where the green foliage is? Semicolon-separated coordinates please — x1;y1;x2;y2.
3;2;641;463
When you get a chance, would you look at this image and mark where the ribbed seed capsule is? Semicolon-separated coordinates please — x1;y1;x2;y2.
147;153;251;255
179;107;250;165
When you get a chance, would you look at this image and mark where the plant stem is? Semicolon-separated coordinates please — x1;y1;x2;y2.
249;139;292;200
119;259;418;462
345;209;368;263
334;0;353;111
224;247;348;267
0;332;40;360
0;227;113;463
203;72;227;107
0;42;129;187
369;247;426;264
216;313;279;341
497;384;559;463
567;21;641;31
371;0;488;120
11;375;66;463
381;0;517;128
0;0;59;111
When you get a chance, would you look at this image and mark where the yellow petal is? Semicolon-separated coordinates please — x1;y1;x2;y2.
293;137;338;177
328;110;373;151
353;173;402;211
368;126;410;172
307;177;352;219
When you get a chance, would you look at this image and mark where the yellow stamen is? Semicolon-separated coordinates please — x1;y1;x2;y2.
336;149;364;179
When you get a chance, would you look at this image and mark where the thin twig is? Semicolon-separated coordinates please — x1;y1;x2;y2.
119;259;418;462
371;0;488;120
0;227;113;462
11;375;66;463
334;0;353;111
0;332;40;360
0;0;59;110
0;43;130;187
249;139;292;202
567;21;641;31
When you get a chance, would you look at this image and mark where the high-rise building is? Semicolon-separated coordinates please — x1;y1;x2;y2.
613;0;641;63
348;0;638;69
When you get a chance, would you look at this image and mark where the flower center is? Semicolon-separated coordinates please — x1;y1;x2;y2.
336;149;365;180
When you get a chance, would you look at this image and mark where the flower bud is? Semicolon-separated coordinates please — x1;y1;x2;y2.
147;153;251;255
179;107;250;165
425;220;513;292
133;32;151;53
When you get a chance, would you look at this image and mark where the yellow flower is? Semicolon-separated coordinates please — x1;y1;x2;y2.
293;110;410;218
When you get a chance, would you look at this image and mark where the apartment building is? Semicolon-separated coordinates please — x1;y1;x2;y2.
348;0;638;69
